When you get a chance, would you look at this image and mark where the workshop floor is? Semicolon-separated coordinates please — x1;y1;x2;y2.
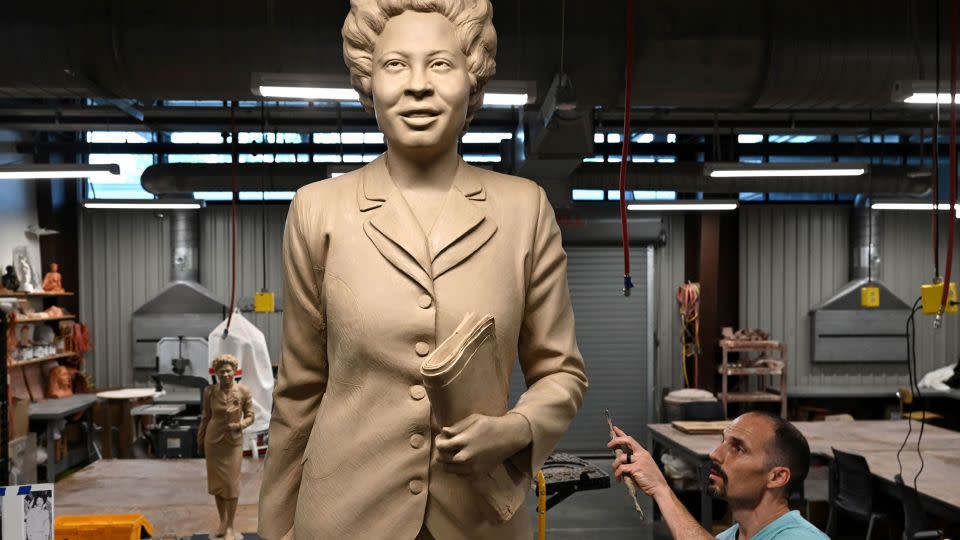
55;458;678;539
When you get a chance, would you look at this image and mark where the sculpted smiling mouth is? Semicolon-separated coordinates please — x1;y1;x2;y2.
400;108;441;118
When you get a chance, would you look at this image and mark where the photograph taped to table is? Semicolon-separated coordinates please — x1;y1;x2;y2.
1;484;54;540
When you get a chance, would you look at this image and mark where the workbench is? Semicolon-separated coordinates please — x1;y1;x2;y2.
28;394;98;482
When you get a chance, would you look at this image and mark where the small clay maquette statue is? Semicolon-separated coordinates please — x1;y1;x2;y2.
16;252;37;292
258;1;588;539
1;265;20;291
198;354;254;540
42;262;64;293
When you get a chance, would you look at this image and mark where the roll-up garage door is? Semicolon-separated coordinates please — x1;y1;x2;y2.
508;245;654;455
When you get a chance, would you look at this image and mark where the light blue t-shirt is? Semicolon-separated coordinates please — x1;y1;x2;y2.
715;510;830;540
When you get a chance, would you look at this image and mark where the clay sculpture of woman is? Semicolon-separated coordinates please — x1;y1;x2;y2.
258;2;588;539
199;354;254;540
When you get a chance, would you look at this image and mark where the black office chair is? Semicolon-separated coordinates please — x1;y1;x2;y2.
827;448;891;540
894;474;943;540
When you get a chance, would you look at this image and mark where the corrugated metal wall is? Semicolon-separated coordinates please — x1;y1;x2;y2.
79;209;171;388
200;205;288;363
739;206;960;391
654;214;687;413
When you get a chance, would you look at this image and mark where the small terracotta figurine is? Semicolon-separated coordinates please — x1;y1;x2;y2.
42;263;64;293
46;365;75;399
1;265;19;291
198;354;254;540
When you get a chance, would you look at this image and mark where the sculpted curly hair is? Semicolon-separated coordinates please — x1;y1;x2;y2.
342;0;497;127
212;354;240;374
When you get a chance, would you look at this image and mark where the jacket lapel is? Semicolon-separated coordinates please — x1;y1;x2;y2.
358;156;498;287
359;157;434;293
429;164;498;279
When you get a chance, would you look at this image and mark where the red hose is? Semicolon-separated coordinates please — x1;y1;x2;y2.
225;101;239;335
941;0;957;313
619;0;635;294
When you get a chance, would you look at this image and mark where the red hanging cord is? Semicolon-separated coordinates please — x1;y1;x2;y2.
224;101;239;336
940;0;957;315
619;0;636;296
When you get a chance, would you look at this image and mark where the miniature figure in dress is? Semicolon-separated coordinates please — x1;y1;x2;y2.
199;354;254;540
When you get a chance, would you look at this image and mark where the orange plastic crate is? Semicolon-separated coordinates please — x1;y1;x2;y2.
55;514;155;540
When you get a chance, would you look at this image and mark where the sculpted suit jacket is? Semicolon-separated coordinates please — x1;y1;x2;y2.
258;156;588;540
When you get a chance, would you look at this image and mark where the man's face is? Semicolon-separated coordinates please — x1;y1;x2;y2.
707;414;777;504
371;11;472;156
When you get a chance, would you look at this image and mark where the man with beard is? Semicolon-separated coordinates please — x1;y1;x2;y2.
609;411;828;539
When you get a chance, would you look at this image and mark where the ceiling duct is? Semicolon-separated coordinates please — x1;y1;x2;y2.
572;163;932;195
0;0;938;110
131;208;225;374
142;162;329;195
809;202;910;363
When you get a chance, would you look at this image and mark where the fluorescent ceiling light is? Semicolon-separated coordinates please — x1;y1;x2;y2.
254;73;533;107
0;164;120;180
704;163;867;178
892;80;959;104
482;93;528;106
872;202;960;218
258;85;360;101
84;199;203;210
628;201;738;211
903;93;960;104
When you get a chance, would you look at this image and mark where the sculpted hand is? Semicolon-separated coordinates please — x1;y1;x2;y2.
228;422;242;433
435;413;531;477
608;426;669;498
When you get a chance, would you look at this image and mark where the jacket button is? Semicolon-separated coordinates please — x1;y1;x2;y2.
409;385;426;400
415;341;430;356
409;433;425;449
417;295;433;309
409;479;425;494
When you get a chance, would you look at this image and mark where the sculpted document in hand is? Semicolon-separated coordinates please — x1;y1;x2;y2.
421;312;528;522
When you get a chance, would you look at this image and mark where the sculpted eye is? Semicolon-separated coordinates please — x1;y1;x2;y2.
384;59;405;69
431;60;452;71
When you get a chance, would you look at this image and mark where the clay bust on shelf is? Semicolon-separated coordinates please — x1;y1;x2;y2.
257;2;587;539
198;354;254;540
42;263;64;293
1;265;20;292
47;365;75;399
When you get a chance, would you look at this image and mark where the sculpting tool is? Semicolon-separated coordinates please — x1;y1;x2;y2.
605;409;645;519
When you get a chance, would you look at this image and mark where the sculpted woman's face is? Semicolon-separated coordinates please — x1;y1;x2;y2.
217;364;236;386
371;11;472;154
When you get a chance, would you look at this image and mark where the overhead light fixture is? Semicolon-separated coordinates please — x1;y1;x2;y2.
627;201;739;211
253;72;534;107
872;201;960;218
891;80;958;104
704;162;867;178
0;164;121;180
83;199;203;210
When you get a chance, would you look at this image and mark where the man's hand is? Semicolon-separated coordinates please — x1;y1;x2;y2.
608;426;669;498
435;413;531;476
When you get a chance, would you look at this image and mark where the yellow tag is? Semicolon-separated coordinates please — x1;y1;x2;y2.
921;282;958;315
254;291;275;313
860;286;880;308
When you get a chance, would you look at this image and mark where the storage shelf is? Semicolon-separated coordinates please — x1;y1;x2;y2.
718;339;784;351
9;352;78;368
13;315;75;324
723;391;785;403
0;291;74;298
718;366;784;376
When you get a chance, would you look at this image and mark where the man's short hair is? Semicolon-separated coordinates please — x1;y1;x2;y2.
747;411;811;495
